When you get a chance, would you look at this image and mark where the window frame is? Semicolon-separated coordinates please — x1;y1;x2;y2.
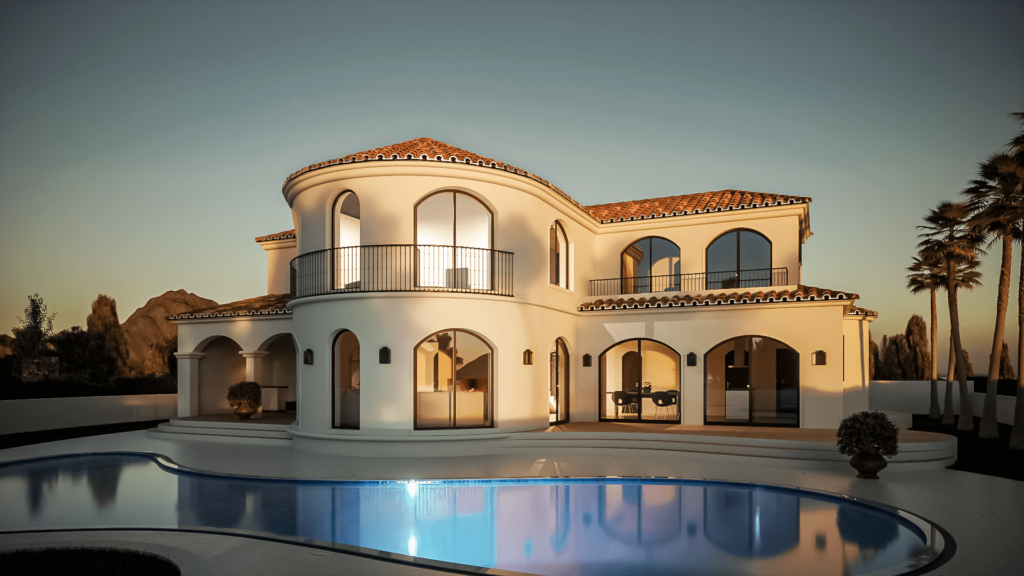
412;328;495;431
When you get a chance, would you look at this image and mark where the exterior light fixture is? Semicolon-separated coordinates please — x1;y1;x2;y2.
303;349;314;365
582;354;592;367
686;352;697;367
523;349;534;365
813;350;827;365
379;347;391;364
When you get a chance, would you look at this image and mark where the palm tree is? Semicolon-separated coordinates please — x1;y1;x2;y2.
907;255;944;419
918;202;986;431
1007;102;1024;449
963;153;1023;438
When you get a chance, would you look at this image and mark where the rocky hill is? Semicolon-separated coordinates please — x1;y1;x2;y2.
122;289;217;373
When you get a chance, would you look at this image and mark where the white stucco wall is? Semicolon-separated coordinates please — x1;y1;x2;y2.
0;394;177;434
260;238;298;295
869;380;975;415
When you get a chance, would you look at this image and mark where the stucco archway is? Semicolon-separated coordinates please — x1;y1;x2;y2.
196;336;246;415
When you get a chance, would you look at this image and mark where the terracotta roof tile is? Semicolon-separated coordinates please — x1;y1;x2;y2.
847;305;878;317
255;229;296;243
283;137;584;210
577;285;857;311
168;294;292;320
583;190;812;223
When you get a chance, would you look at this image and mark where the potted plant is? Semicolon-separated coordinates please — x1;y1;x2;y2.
836;411;899;479
227;381;261;420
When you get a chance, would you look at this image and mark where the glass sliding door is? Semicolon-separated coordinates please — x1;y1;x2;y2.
599;339;680;422
549;338;570;424
414;330;492;429
415;191;493;291
704;336;799;426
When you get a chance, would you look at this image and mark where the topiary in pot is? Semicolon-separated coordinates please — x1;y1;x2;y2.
837;411;899;479
227;381;261;420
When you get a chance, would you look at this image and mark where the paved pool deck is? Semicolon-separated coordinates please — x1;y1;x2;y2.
1;430;1022;575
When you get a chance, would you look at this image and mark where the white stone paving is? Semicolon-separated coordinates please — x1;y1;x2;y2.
2;430;1022;575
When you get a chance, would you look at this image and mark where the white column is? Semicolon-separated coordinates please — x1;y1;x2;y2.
240;351;269;419
175;352;204;418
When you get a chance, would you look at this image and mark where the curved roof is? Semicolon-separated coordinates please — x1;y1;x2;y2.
255;229;296;243
168;293;292;320
283;137;584;210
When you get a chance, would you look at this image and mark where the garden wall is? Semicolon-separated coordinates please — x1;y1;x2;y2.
0;394;177;435
869;380;974;415
970;392;1016;426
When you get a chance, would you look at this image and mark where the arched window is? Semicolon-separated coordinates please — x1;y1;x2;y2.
415;191;493;290
704;336;798;427
705;230;772;289
414;329;492;429
549;338;570;424
333;192;361;290
333;330;360;429
620;237;680;294
599;339;680;422
549;222;570;289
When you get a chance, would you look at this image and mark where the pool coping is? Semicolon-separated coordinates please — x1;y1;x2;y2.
0;450;957;576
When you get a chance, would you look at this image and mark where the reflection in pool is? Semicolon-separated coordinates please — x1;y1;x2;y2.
0;454;947;576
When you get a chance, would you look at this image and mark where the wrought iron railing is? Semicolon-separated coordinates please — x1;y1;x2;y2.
290;245;514;299
588;267;788;297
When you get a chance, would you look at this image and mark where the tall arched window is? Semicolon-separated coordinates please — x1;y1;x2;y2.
599;339;680;422
705;229;772;290
549;222;569;289
333;192;361;290
333;330;360;429
414;329;492;429
549;337;570;424
704;336;798;427
620;237;680;294
415;191;492;290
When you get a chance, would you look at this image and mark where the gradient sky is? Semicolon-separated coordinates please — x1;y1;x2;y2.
2;0;1022;372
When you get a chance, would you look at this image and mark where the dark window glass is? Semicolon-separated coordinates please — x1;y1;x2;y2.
706;230;772;289
706;232;737;273
620;237;680;294
739;231;770;270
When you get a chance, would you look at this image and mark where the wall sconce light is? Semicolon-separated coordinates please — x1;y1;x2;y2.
379;347;391;364
303;349;314;365
686;352;697;367
813;350;827;365
582;354;592;367
523;349;534;365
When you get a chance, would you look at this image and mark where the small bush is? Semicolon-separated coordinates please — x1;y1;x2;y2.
837;411;900;458
227;381;261;409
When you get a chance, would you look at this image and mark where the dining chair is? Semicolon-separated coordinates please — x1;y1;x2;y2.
651;392;673;420
613;391;638;418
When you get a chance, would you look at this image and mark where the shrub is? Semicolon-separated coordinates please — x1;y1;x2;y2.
836;411;899;458
226;381;261;410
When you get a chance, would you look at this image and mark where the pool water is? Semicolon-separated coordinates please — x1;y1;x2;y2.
0;454;946;575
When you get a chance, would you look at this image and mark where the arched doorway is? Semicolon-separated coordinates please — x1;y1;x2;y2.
705;229;772;289
549;338;570;424
620;236;680;294
197;336;245;415
333;330;360;429
704;336;799;426
599;339;680;422
415;191;493;290
259;334;297;412
414;329;492;429
333;191;361;290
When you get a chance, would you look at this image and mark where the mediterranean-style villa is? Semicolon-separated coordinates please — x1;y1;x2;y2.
164;137;877;456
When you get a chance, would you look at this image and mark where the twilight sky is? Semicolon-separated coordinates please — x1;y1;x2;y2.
1;0;1022;372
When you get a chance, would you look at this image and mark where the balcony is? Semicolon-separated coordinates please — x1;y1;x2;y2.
290;245;514;299
588;267;789;297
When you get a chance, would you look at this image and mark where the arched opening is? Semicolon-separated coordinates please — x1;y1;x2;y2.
704;336;799;426
260;334;297;412
599;339;680;422
415;191;493;290
549;221;569;289
549;338;570;424
620;237;680;294
414;329;492;429
333;192;361;290
333;330;360;429
197;336;245;415
705;229;772;289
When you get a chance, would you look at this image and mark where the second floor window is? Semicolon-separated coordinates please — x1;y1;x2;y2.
706;229;771;289
415;191;493;290
549;221;569;289
620;237;680;293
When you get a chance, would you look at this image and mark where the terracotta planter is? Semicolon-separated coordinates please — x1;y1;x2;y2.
234;404;256;420
850;452;887;479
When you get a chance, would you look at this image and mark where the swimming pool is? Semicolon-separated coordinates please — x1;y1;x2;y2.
0;453;950;575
